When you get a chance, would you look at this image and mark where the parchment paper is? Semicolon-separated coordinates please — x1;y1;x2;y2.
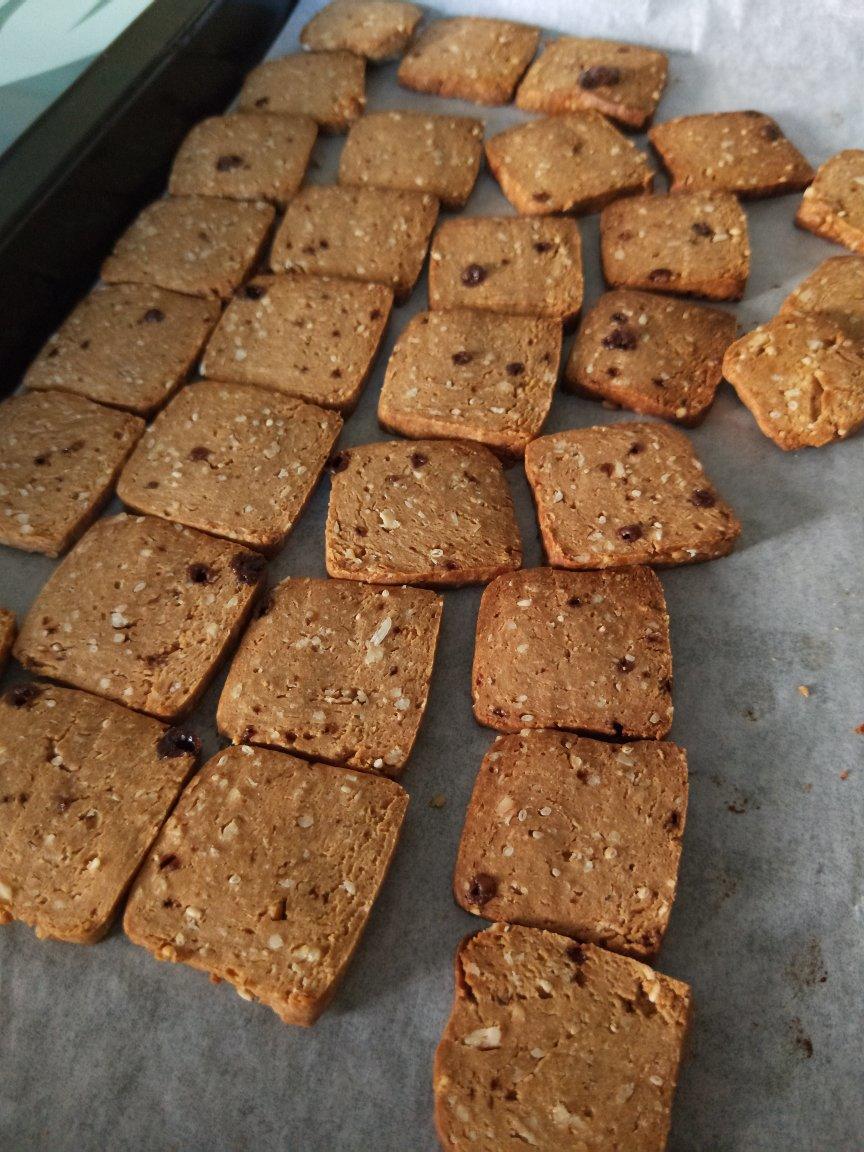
1;2;863;1149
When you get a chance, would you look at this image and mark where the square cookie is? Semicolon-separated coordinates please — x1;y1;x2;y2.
326;439;522;586
200;274;392;412
649;111;813;200
601;191;750;301
722;313;864;450
217;577;442;776
339;111;484;210
300;0;422;61
14;514;265;720
23;283;220;416
781;255;864;341
270;185;439;304
472;566;673;740
454;730;687;957
378;309;561;459
169;112;317;205
434;924;691;1152
117;382;342;553
525;423;741;569
565;290;739;425
237;50;365;133
398;17;539;105
0;391;143;557
796;149;864;253
428;216;584;326
0;609;15;674
102;196;275;300
516;36;669;130
0;682;198;944
485;112;653;217
124;744;408;1026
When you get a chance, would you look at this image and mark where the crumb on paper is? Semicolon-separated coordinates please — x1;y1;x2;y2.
855;723;864;735
797;684;810;697
839;770;850;781
429;793;446;809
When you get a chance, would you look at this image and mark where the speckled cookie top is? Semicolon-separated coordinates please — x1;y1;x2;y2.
238;50;365;132
300;1;421;62
795;149;864;253
781;255;864;341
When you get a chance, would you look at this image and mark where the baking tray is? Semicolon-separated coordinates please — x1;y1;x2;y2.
1;1;863;1150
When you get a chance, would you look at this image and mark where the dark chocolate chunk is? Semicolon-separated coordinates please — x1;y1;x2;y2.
466;873;498;906
156;727;201;759
579;65;621;89
216;154;244;172
618;523;643;542
461;263;487;287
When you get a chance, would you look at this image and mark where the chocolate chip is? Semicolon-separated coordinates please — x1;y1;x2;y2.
187;562;214;584
188;446;211;462
691;221;714;238
531;191;551;202
618;523;643;542
567;596;582;607
466;873;497;906
243;283;266;300
6;684;41;708
461;263;487;287
33;454;49;466
606;366;620;378
628;441;644;455
665;810;681;831
410;451;429;468
760;123;780;142
452;350;472;365
579;64;621;89
533;241;553;253
145;481;159;490
328;450;351;473
691;488;716;508
651;377;666;387
648;268;673;282
599;462;615;476
158;853;181;871
231;551;266;585
566;943;587;964
370;308;382;320
506;361;525;376
216;153;244;171
79;339;91;350
141;308;165;324
602;325;638;351
254;96;269;108
156;728;201;759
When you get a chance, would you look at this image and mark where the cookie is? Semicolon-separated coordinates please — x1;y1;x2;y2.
237;50;365;133
565;290;738;425
649;111;813;200
326;439;522;587
117;382;342;553
377;309;561;459
454;730;687;957
0;391;143;557
780;255;864;341
217;577;442;776
722;313;864;449
525;423;740;569
428;216;584;326
101;196;275;300
397;17;539;105
472;566;673;740
515;36;668;130
485;112;653;217
169;112;317;205
600;191;750;301
300;0;421;61
23;283;220;416
200;274;392;412
14;514;264;720
270;185;439;304
795;149;864;253
434;923;691;1152
339;111;484;210
0;609;15;674
124;744;407;1026
0;683;198;944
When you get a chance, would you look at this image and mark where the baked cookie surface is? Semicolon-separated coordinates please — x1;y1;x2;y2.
780;255;864;341
300;0;421;61
378;309;561;459
14;514;264;720
795;149;864;253
0;683;198;944
516;36;668;130
201;274;392;412
434;923;691;1152
117;381;341;552
398;17;539;105
566;289;738;425
472;566;673;740
237;50;365;133
525;423;740;568
218;577;442;775
0;391;143;557
0;609;15;674
601;191;750;300
485;112;653;216
428;216;583;325
326;439;521;586
124;744;407;1025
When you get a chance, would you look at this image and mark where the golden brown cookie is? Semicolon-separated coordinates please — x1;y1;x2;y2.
398;17;539;105
600;191;750;301
780;255;864;341
795;149;864;253
326;439;522;587
0;609;15;674
515;36;668;130
722;313;864;449
237;50;365;133
434;923;691;1152
124;744;407;1025
217;577;442;776
565;290;738;425
117;382;341;552
472;566;673;740
486;112;653;217
300;0;421;61
525;423;740;569
0;682;198;944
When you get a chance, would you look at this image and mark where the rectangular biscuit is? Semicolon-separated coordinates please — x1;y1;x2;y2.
237;51;365;133
795;149;864;253
0;682;198;943
300;1;422;62
0;609;15;674
217;577;442;776
472;566;673;740
124;744;408;1026
780;255;864;341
